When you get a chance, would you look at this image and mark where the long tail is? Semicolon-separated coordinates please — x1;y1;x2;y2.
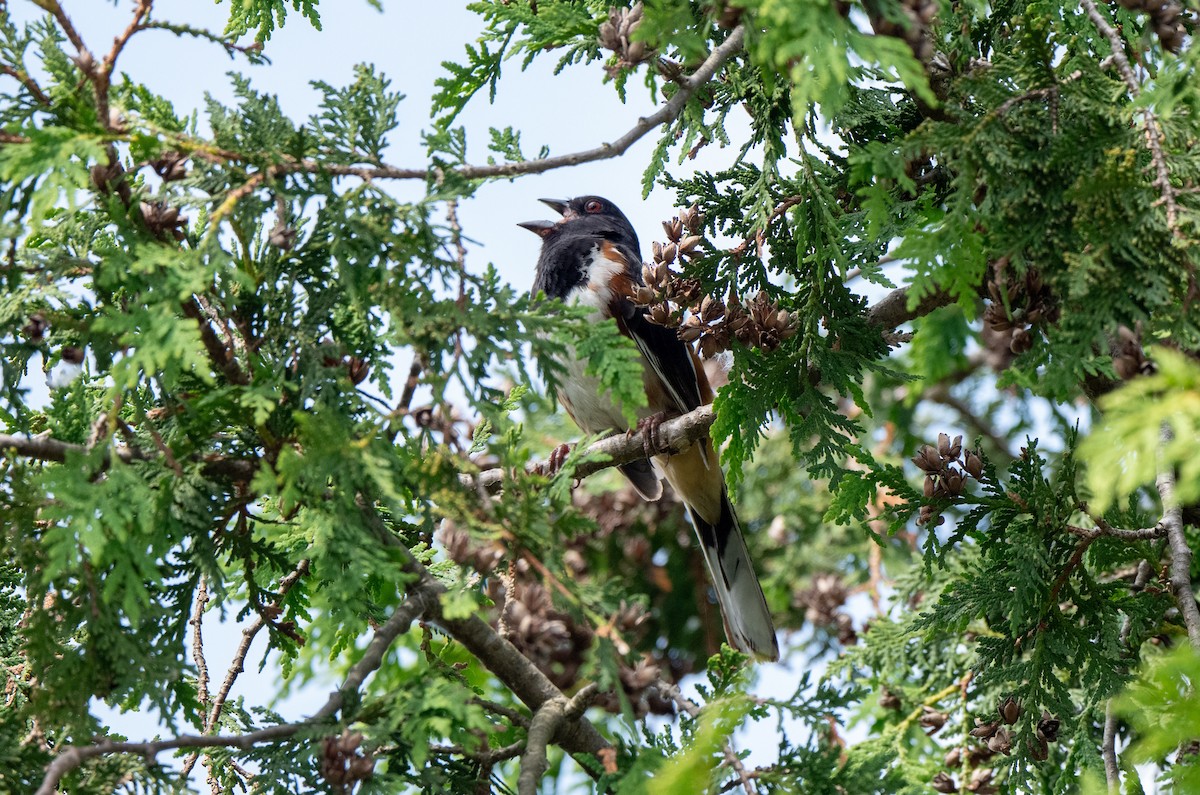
686;492;779;661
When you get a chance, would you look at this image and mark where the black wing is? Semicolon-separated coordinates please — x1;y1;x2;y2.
605;239;705;415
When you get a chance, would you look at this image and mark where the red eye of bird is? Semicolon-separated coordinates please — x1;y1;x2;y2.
584;199;603;213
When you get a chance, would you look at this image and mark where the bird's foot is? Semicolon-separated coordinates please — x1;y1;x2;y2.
628;411;672;458
532;442;573;477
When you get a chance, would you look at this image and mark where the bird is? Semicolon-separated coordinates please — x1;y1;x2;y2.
519;195;779;661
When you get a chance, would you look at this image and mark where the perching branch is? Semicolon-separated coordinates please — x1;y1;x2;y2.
1156;424;1200;650
466;281;953;492
470;404;717;493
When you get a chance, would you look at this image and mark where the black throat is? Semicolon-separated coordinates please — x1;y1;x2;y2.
531;217;641;301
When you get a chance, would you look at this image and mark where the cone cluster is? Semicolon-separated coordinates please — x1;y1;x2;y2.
635;206;797;357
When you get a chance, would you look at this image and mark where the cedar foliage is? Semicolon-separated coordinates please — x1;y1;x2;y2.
2;0;1200;793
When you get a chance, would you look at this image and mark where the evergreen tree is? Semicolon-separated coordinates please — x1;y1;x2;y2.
2;1;1200;792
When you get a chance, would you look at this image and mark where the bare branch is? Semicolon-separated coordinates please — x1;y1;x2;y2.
722;743;758;795
1157;425;1200;650
467;280;952;492
191;578;211;712
1066;522;1166;541
36;586;430;795
205;560;310;729
1103;701;1120;791
865;284;956;329
0;64;52;106
1105;560;1153;790
431;740;525;764
165;26;745;187
517;684;599;795
37;0;91;62
101;0;153;79
0;431;256;481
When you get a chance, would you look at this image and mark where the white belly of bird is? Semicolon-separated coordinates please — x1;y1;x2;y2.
551;246;651;434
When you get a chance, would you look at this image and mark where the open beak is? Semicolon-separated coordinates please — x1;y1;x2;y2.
539;198;569;216
517;219;557;239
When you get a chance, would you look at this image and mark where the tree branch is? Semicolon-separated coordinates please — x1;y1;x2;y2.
1066;521;1166;542
469;404;716;493
352;497;612;761
404;560;610;757
0;431;256;481
35;587;433;795
1105;560;1153;791
865;284;955;329
181;558;313;776
160;26;744;187
0;64;52;106
517;684;599;795
102;0;153;80
1157;424;1200;650
467;281;953;492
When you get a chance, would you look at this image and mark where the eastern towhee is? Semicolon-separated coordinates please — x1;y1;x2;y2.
520;195;779;661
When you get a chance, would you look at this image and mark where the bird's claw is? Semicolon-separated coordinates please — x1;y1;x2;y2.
628;412;672;458
533;442;573;477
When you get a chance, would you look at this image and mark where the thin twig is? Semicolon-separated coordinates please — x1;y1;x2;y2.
1103;703;1120;791
154;26;744;187
36;587;432;795
468;697;531;728
192;578;211;712
0;431;256;481
431;740;525;764
864;283;956;329
0;64;52;106
729;194;806;257
102;0;153;78
659;681;755;793
194;293;247;360
1104;560;1153;791
722;744;757;795
206;560;310;730
1066;522;1166;541
1048;536;1098;604
1156;425;1200;650
185;559;310;777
